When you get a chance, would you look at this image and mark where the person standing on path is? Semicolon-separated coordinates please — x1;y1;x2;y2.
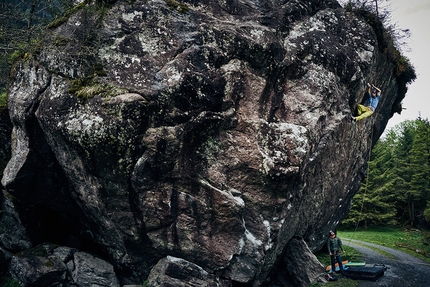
327;230;346;275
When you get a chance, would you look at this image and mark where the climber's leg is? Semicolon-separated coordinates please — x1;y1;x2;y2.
354;104;373;121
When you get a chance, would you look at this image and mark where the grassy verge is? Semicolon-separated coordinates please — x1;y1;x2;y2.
338;227;430;264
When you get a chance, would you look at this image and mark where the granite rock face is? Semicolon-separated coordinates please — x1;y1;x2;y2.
0;0;413;286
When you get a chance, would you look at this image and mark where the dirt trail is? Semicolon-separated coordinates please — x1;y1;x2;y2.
342;239;430;287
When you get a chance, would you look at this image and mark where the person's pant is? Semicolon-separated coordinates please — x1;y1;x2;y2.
355;104;373;121
330;253;344;275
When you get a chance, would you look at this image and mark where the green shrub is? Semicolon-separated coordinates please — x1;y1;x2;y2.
0;91;7;108
164;0;189;13
8;50;25;64
46;1;88;29
69;78;128;99
0;274;20;287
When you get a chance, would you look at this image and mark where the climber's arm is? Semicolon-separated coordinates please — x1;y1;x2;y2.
372;84;382;96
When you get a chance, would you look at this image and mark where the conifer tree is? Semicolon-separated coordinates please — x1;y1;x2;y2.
343;138;397;228
342;120;428;228
409;118;430;224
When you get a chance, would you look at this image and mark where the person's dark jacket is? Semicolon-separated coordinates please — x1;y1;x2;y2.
327;236;344;254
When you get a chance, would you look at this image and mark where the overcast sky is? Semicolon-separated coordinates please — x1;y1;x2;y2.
383;0;430;130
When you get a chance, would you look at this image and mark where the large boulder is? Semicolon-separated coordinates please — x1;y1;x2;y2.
0;0;414;286
146;255;225;287
283;237;326;287
70;251;120;287
9;244;119;287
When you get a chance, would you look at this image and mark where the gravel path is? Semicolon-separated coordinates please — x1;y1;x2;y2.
341;239;430;287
